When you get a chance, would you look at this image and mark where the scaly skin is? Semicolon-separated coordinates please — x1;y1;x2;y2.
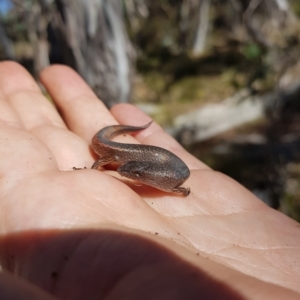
91;122;190;196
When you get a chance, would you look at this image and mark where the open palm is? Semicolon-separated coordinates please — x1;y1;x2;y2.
0;61;299;299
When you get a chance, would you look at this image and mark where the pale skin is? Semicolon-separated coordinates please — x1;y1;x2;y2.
0;61;299;300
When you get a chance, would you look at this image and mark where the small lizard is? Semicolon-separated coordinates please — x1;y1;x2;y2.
91;122;190;196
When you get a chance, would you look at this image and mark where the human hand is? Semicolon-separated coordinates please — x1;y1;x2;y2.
0;61;299;299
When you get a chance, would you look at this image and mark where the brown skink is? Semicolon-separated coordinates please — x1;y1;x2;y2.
91;122;190;196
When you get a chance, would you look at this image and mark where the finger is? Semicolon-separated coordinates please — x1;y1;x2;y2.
0;62;91;171
111;104;209;170
0;62;58;185
0;61;38;131
0;90;22;130
40;65;117;143
0;61;41;94
0;61;66;130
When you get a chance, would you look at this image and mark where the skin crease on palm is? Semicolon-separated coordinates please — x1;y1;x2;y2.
0;61;299;300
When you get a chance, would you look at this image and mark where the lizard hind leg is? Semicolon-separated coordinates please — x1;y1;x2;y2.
91;157;114;170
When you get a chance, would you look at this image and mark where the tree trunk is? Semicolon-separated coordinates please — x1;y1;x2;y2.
50;0;135;107
192;0;211;56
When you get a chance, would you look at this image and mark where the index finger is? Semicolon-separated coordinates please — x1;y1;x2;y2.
40;65;141;147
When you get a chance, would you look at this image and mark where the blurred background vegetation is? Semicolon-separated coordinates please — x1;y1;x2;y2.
1;0;300;220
